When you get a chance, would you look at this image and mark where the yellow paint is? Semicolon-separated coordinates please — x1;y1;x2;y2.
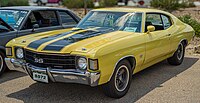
6;8;194;85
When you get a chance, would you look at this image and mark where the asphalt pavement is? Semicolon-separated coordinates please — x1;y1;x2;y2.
0;55;200;103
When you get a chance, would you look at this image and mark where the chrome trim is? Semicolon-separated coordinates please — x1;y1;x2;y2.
5;58;100;86
5;58;27;73
47;67;55;82
108;55;135;82
26;64;100;86
0;55;3;72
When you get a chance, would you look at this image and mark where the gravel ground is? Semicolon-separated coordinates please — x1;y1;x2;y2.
0;53;200;103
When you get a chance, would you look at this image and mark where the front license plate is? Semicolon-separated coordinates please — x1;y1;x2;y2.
33;72;48;83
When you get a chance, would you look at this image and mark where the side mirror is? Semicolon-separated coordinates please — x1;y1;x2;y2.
32;24;39;32
147;25;155;33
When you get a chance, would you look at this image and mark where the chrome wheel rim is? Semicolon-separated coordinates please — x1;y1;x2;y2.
114;65;129;92
177;43;184;60
0;55;3;72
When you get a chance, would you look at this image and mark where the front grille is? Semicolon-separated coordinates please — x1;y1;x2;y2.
24;50;76;69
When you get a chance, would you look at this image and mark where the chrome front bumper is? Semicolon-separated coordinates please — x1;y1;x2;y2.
5;58;100;86
5;58;27;73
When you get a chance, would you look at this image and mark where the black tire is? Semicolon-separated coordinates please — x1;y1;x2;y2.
37;0;42;6
102;60;132;98
0;52;6;77
167;42;185;65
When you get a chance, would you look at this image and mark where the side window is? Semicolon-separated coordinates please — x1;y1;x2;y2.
123;13;142;33
59;11;77;25
22;10;59;30
22;12;37;30
161;15;172;29
145;13;164;32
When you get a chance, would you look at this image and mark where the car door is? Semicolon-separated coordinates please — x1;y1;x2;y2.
17;10;63;37
143;13;172;66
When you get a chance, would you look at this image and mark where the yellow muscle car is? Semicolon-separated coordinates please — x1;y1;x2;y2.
5;8;194;98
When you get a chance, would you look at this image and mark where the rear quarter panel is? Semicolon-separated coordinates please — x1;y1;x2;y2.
169;15;194;55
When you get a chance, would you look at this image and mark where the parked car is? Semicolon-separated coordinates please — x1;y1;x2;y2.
5;8;194;98
118;0;151;7
32;0;62;6
0;6;80;76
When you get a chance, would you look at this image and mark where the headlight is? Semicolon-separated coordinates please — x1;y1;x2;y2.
77;57;87;70
16;48;24;59
6;47;12;56
89;59;98;70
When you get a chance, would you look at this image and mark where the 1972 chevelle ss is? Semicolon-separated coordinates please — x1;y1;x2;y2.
5;8;194;98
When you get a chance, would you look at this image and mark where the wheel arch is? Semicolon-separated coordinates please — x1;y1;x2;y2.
181;39;188;47
108;55;136;82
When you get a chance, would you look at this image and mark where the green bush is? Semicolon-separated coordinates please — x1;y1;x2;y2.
63;0;94;8
179;15;200;37
99;0;117;7
0;0;29;7
150;0;194;11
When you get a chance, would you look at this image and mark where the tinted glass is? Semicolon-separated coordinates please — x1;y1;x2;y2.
23;10;59;30
122;13;142;32
77;11;142;32
146;13;164;31
0;24;9;33
161;15;172;29
59;11;77;25
0;10;28;29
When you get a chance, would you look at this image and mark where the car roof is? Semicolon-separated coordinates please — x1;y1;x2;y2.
0;6;70;11
93;7;170;14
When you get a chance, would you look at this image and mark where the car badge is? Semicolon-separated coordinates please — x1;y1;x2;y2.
34;55;44;63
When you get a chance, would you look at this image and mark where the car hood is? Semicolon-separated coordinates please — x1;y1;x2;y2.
0;18;14;31
7;28;72;47
20;28;133;54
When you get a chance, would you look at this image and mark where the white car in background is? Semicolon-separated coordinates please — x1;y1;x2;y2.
31;0;62;6
117;0;152;7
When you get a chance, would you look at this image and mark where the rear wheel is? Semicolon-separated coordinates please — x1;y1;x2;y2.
167;42;185;65
102;60;132;98
0;52;6;76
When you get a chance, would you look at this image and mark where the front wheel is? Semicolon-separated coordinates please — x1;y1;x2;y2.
0;52;6;76
102;60;132;98
167;42;185;65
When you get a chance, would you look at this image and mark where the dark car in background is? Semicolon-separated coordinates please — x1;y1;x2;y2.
0;6;80;76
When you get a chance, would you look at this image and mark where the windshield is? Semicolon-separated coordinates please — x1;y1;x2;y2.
77;11;142;32
0;10;28;29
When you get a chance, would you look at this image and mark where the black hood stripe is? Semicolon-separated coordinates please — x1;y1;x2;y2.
43;30;111;51
27;29;81;49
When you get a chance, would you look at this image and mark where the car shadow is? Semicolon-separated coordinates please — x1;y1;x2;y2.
6;57;199;103
0;71;27;84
